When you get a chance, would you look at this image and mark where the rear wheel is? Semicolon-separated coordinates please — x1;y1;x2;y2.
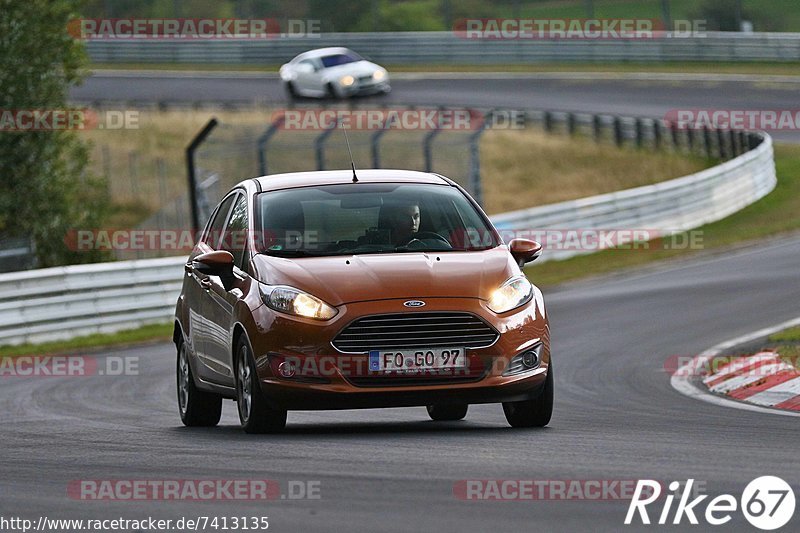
285;81;298;100
177;341;222;427
426;404;468;421
235;337;287;434
502;363;553;428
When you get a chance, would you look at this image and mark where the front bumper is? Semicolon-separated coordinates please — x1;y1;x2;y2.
249;296;549;410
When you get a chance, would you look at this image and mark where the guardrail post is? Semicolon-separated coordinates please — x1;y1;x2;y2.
593;114;602;142
256;115;285;176
567;113;577;136
613;117;623;147
186;117;218;232
544;111;554;133
686;127;695;154
729;129;739;157
703;126;712;159
653;120;662;150
670;122;680;151
634;118;644;148
717;129;727;159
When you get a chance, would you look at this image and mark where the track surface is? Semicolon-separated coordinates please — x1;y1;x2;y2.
2;235;799;531
71;72;800;142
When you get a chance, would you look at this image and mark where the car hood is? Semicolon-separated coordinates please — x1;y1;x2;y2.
252;247;517;306
322;60;382;78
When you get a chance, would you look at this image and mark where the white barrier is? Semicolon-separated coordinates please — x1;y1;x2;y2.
0;133;776;346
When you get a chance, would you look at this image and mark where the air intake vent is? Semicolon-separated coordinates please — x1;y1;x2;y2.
332;312;498;353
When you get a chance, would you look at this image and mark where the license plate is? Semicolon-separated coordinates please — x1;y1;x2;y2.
368;348;465;372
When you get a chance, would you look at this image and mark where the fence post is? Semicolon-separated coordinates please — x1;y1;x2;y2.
315;120;339;171
371;109;394;168
467;110;492;207
717;129;727;160
729;129;739;157
613;116;623;147
423;107;445;172
567;113;577;136
257;115;285;176
703;126;712;159
185;117;218;232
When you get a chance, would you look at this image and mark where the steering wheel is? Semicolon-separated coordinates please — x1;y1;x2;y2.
404;231;452;250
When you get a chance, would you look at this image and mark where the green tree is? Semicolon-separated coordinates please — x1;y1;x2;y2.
0;0;109;267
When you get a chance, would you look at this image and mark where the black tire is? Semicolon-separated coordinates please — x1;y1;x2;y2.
177;341;222;427
426;403;468;421
502;362;554;428
285;81;298;100
235;336;287;434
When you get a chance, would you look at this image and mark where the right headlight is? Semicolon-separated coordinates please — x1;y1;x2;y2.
487;276;533;314
261;285;338;320
339;75;355;87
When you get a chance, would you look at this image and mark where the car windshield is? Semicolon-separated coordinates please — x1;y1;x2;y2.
255;183;499;257
319;52;362;68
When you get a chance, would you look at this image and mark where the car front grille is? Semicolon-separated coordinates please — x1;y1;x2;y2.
332;312;499;353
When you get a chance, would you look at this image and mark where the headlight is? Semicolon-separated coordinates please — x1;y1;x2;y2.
262;285;338;320
373;70;386;81
340;75;355;87
487;276;533;314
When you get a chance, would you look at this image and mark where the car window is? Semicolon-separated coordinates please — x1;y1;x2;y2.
255;183;498;257
219;193;249;270
202;194;236;249
298;59;317;71
319;52;362;68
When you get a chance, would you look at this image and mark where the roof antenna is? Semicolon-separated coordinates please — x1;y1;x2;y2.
341;122;359;182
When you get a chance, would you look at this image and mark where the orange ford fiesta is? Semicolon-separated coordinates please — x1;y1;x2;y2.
174;170;551;433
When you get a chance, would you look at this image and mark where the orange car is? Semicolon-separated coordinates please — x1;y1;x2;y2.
174;170;551;433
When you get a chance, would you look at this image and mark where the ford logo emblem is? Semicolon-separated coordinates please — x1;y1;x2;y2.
404;300;426;308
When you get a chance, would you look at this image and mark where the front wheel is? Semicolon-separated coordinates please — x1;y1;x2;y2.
426;404;468;421
502;363;553;428
235;337;287;434
177;342;222;427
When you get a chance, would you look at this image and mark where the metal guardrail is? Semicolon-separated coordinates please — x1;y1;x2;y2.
86;31;800;64
0;257;185;346
492;132;776;261
0;129;776;345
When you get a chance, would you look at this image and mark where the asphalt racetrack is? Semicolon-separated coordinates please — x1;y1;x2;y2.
71;71;800;143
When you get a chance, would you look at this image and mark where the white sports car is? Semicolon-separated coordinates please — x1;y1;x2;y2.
279;47;391;99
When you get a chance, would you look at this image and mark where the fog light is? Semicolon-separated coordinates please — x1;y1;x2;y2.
278;360;296;378
502;343;542;376
522;350;539;368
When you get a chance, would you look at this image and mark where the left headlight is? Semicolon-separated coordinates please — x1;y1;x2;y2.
261;285;338;320
487;276;533;314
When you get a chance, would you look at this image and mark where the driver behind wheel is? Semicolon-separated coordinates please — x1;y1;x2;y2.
380;203;421;246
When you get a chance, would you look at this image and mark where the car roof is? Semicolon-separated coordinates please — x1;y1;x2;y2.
251;169;451;192
292;47;355;61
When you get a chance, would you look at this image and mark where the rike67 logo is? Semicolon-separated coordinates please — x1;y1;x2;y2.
626;477;795;530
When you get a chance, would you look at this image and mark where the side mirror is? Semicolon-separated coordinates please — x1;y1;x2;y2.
509;239;542;267
193;250;234;277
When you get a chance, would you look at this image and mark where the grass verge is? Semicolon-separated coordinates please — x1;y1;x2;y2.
0;323;173;357
526;143;800;286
